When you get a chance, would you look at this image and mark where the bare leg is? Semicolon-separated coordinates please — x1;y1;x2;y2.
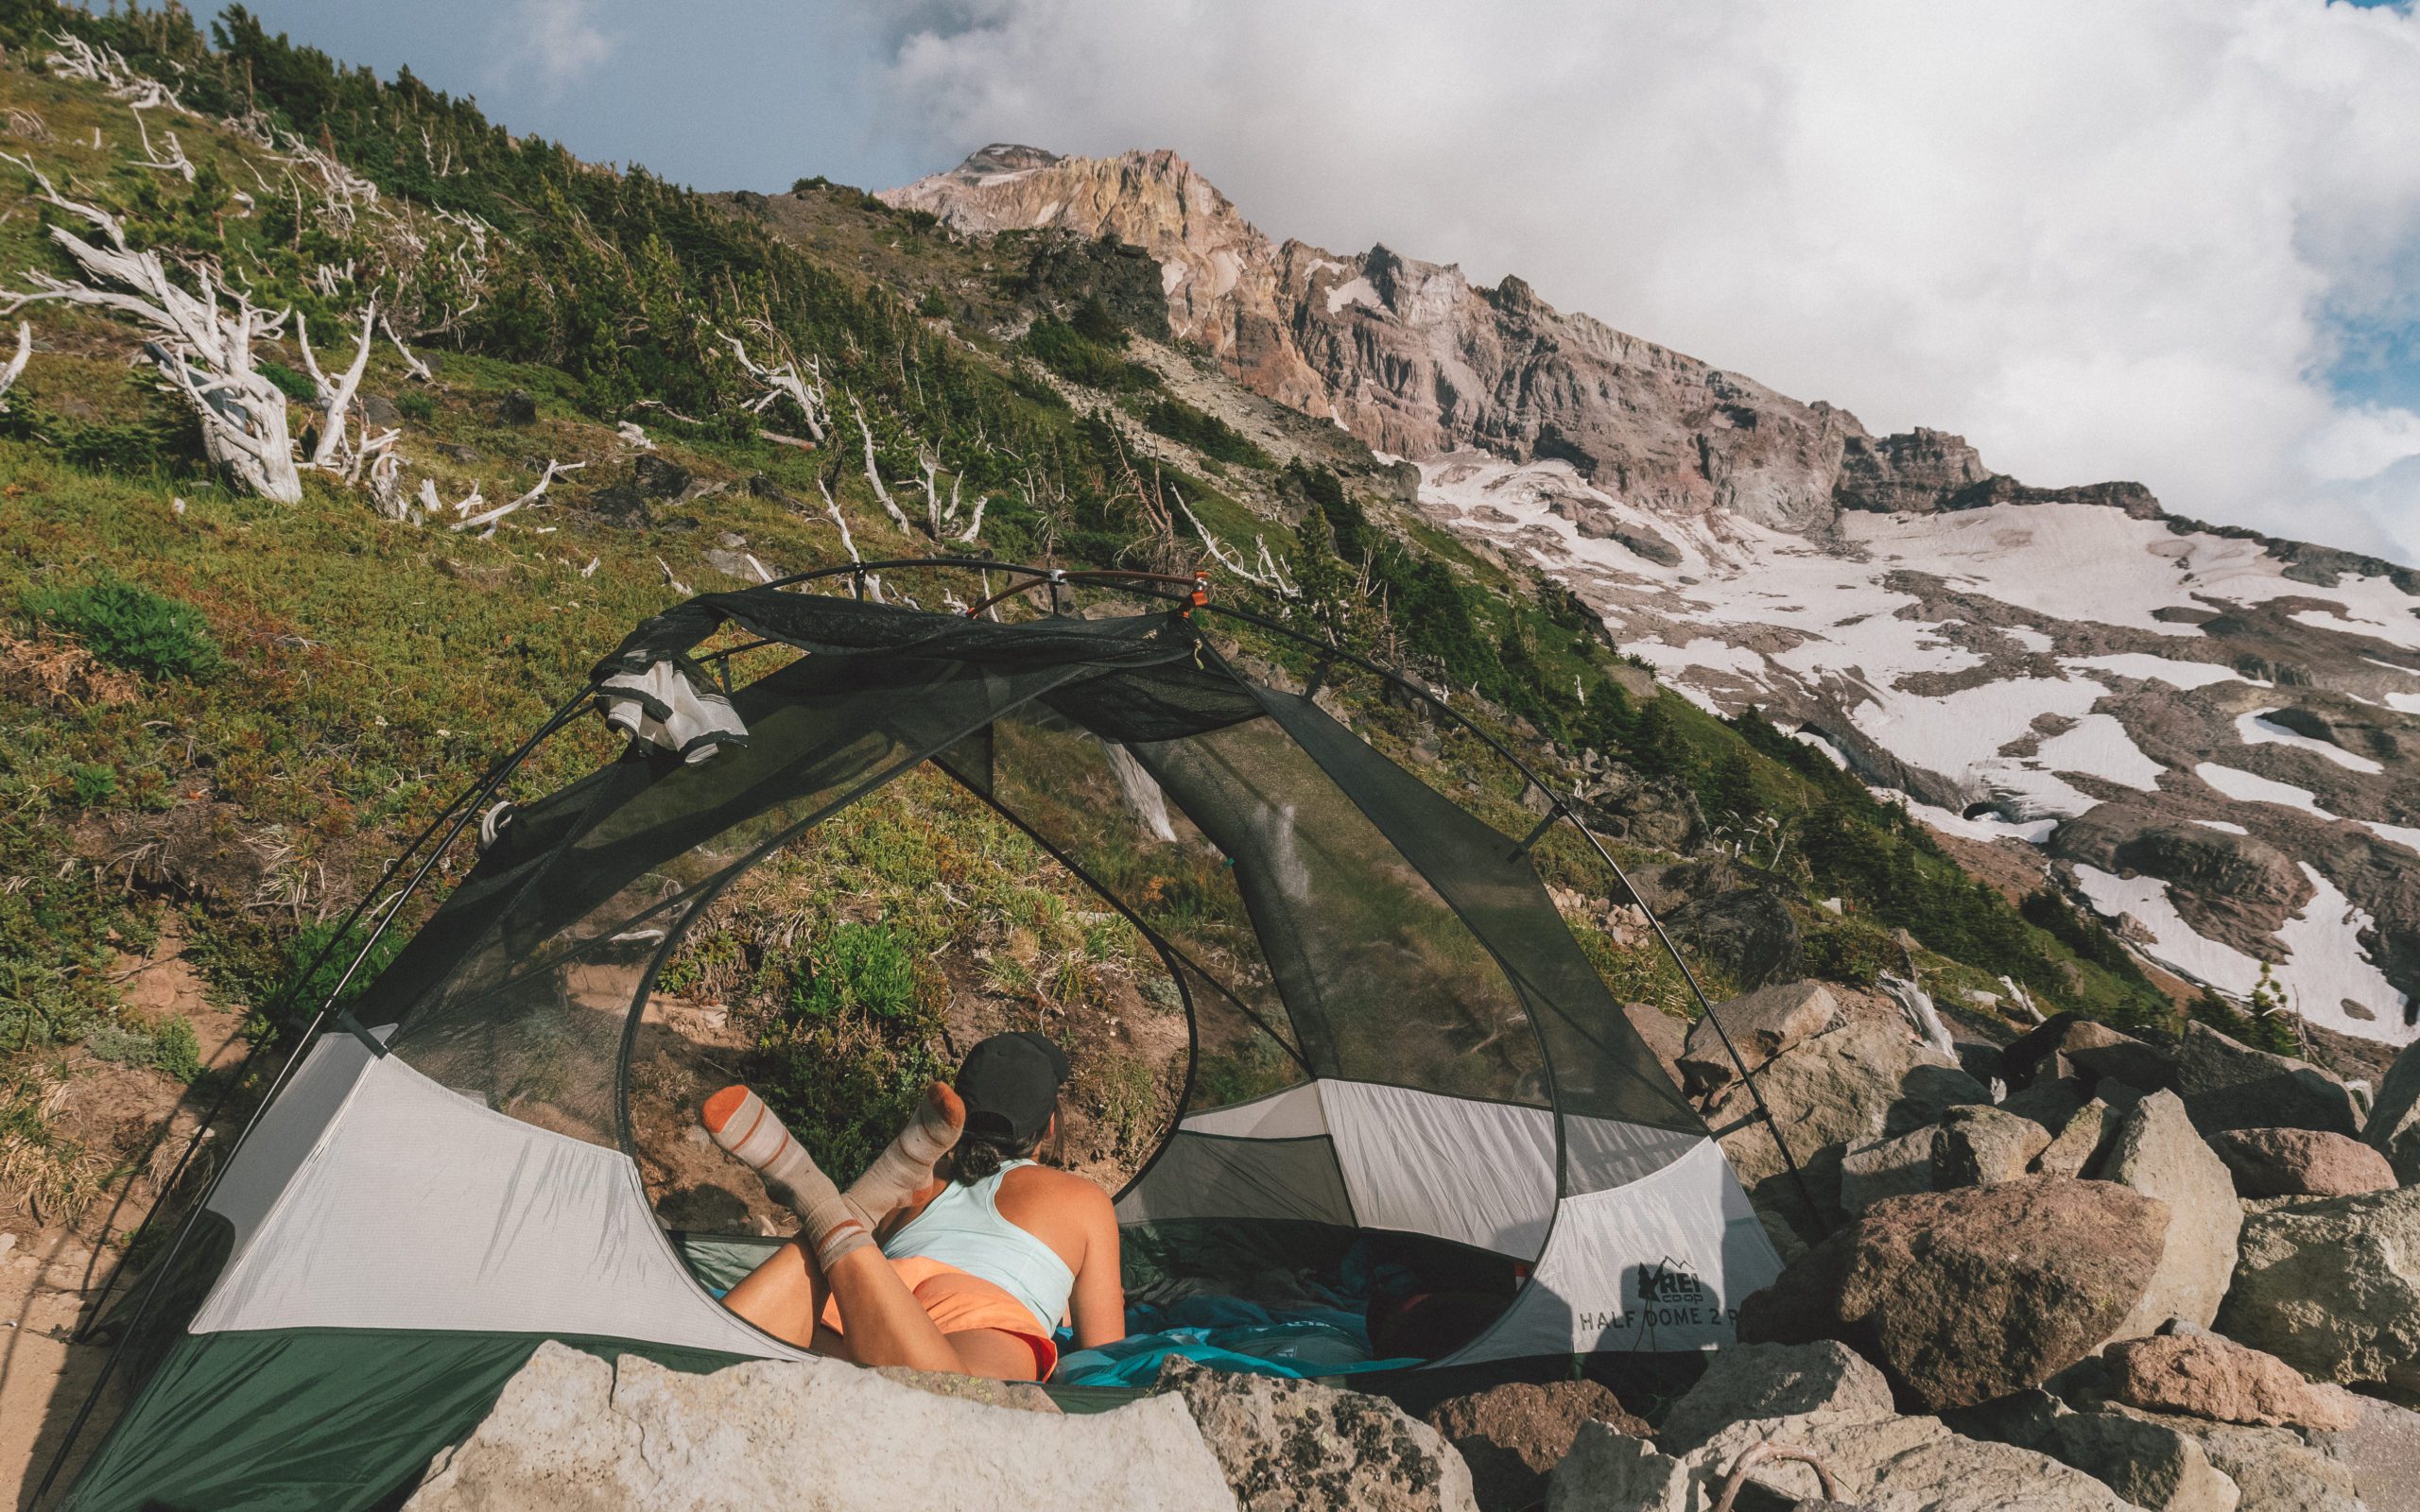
722;1240;1035;1379
721;1239;825;1348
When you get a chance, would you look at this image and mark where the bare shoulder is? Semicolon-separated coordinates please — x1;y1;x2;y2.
998;1164;1115;1218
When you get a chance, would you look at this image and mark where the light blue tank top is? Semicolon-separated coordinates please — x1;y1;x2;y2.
881;1160;1076;1333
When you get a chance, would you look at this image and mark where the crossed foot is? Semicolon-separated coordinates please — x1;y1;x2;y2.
702;1082;965;1271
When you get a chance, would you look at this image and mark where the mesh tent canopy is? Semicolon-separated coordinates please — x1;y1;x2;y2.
55;569;1783;1512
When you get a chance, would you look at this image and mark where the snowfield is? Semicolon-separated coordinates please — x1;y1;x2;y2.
1416;450;2420;1044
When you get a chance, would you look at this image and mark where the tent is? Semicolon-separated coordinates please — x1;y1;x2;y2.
53;564;1785;1511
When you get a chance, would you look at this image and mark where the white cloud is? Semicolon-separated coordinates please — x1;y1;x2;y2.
498;0;616;98
869;0;2420;560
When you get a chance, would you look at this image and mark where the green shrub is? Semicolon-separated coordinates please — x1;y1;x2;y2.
255;359;317;404
1802;918;1897;987
68;764;118;806
1145;397;1272;468
397;388;436;421
24;575;221;680
258;917;410;1041
153;1014;203;1081
916;289;949;318
85;1013;202;1080
751;924;948;1178
1025;318;1160;392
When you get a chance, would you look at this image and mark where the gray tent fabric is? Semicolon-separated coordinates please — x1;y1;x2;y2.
63;589;1784;1511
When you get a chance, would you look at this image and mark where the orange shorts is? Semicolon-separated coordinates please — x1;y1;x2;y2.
818;1254;1059;1380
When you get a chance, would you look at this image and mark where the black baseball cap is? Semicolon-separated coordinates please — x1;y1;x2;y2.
956;1032;1070;1144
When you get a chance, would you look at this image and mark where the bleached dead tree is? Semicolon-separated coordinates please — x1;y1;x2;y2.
43;33;190;114
450;460;583;537
914;446;988;543
0;322;28;412
294;301;376;472
1174;490;1295;597
379;314;432;382
130;110;194;183
815;475;886;604
367;448;406;521
721;321;828;441
0;154;302;502
849;395;914;533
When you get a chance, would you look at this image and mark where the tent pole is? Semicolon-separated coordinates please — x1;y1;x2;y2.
1555;813;1829;1239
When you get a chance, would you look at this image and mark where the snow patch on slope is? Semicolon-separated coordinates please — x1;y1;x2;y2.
2073;864;2411;1043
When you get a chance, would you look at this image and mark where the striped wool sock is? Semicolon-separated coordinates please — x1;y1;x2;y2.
846;1081;966;1221
702;1086;873;1270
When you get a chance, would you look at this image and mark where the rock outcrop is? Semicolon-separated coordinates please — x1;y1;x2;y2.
1703;1011;1988;1235
1676;979;1841;1096
2368;1039;2420;1183
2206;1127;2397;1197
2172;1023;2362;1138
1737;1177;2169;1411
883;147;2146;534
2094;1091;2243;1337
2105;1332;2363;1432
2218;1186;2420;1403
401;1343;1236;1512
1158;1356;1478;1512
1425;1381;1645;1512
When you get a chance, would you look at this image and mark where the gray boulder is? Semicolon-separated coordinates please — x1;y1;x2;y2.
1840;1126;1940;1216
1656;1340;1896;1456
2094;1091;2242;1337
2218;1185;2420;1402
1158;1355;1477;1511
2206;1127;2396;1197
1678;980;1842;1096
2034;1099;2115;1178
1935;1105;2054;1188
2170;1418;2369;1512
2174;1022;2360;1137
1544;1422;1689;1512
2310;1396;2420;1512
2366;1037;2420;1183
1738;1177;2169;1411
402;1342;1236;1512
1708;1015;1989;1234
2036;1411;2239;1512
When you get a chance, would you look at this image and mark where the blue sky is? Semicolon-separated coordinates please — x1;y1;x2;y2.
216;1;2420;559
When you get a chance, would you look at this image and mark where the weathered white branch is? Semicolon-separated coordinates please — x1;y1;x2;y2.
367;448;406;521
2;152;302;501
130;110;194;182
816;475;885;604
450;459;583;536
295;301;376;471
0;321;28;412
1176;493;1297;597
850;396;913;532
378;313;432;382
44;33;189;113
615;420;654;452
656;557;692;596
720;321;827;441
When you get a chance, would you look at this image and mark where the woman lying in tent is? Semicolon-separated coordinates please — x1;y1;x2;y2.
702;1032;1126;1382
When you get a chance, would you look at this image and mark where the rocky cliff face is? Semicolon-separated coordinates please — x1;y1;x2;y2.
883;146;2420;1043
887;146;2080;531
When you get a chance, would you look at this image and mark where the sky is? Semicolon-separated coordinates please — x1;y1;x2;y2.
225;0;2420;562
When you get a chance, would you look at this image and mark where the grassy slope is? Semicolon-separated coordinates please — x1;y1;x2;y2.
0;9;2180;1247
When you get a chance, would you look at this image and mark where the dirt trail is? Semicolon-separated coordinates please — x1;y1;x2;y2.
0;923;251;1510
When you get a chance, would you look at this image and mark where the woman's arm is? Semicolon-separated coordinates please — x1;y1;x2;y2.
1066;1184;1127;1350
